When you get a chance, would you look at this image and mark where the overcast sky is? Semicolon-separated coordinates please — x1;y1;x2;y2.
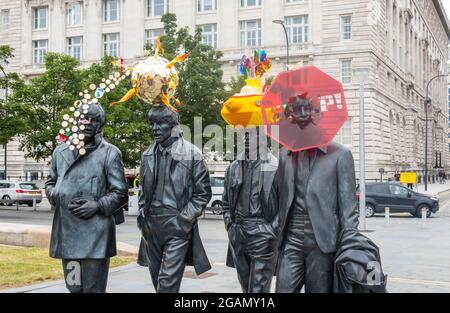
444;1;450;21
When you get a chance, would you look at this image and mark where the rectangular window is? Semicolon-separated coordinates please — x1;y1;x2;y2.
285;15;309;44
198;0;217;12
337;119;352;146
67;2;83;26
240;19;261;48
145;28;164;48
33;7;48;29
67;36;83;60
240;0;262;7
103;33;120;57
341;15;352;40
1;9;9;31
147;0;169;17
286;0;304;3
199;23;217;48
33;40;48;64
341;59;352;84
104;0;119;22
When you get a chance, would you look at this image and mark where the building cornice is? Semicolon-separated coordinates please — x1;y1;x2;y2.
433;0;450;40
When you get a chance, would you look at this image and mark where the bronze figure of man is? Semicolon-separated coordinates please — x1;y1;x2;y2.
137;105;212;293
223;129;279;293
275;96;360;293
45;102;128;293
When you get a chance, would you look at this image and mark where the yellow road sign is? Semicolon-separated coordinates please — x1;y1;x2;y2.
400;172;417;184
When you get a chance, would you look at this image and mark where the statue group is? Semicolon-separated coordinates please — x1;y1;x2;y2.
46;98;387;293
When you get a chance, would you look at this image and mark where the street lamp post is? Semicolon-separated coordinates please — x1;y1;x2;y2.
353;68;370;231
424;74;447;191
272;20;290;70
0;62;8;180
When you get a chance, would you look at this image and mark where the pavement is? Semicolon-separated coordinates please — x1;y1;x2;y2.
1;182;450;293
414;182;450;196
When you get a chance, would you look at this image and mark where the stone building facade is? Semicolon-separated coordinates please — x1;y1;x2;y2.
0;0;449;181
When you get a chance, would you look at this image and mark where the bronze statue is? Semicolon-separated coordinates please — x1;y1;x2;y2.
45;102;128;293
137;105;212;293
274;96;360;293
223;129;279;293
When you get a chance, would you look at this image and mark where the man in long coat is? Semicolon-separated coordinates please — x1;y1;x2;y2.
45;102;128;293
137;105;212;293
222;130;279;293
274;96;360;293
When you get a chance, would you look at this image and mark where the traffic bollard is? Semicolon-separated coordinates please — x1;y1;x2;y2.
421;208;427;228
33;198;36;211
385;207;390;225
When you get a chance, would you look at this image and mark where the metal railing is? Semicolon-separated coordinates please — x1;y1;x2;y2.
0;198;39;211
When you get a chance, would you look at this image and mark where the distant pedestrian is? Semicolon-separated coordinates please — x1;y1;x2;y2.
438;170;446;184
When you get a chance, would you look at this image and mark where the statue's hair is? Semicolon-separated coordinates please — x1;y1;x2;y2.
287;94;313;110
77;102;106;129
148;105;180;127
283;94;313;118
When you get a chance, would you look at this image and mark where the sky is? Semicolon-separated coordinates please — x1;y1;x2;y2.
444;0;450;21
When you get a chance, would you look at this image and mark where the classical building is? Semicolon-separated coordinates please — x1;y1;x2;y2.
1;0;450;182
447;60;450;160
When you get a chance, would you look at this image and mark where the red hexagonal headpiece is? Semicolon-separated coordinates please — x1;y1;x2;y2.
261;66;348;152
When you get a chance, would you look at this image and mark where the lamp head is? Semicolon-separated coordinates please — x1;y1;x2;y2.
352;68;370;82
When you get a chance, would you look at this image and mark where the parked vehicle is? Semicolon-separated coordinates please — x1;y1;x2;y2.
357;182;439;218
122;174;140;212
0;181;43;206
207;174;225;214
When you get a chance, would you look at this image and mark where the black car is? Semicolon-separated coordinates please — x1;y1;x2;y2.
357;183;439;218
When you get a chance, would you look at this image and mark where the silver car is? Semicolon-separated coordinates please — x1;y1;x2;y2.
207;174;225;214
0;181;43;206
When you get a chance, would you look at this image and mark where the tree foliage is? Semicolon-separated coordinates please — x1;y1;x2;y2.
0;46;31;146
8;53;81;161
5;13;233;166
157;14;227;146
79;57;151;168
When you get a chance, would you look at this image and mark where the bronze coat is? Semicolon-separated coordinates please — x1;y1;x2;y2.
45;136;128;259
275;142;360;254
222;152;279;268
137;138;212;275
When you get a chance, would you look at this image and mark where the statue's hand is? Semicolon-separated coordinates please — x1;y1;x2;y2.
68;199;100;219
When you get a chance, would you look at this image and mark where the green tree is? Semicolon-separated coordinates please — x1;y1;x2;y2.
6;13;232;166
0;45;32;146
159;13;226;146
79;57;151;168
9;52;81;161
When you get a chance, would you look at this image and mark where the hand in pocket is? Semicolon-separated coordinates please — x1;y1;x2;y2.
227;223;238;244
169;216;191;240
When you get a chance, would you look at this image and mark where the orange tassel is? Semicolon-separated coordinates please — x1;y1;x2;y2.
161;94;178;112
110;88;136;106
166;52;191;68
154;35;165;57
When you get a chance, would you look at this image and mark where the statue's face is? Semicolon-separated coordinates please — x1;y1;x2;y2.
150;119;173;144
147;106;179;144
285;96;314;129
78;105;104;143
